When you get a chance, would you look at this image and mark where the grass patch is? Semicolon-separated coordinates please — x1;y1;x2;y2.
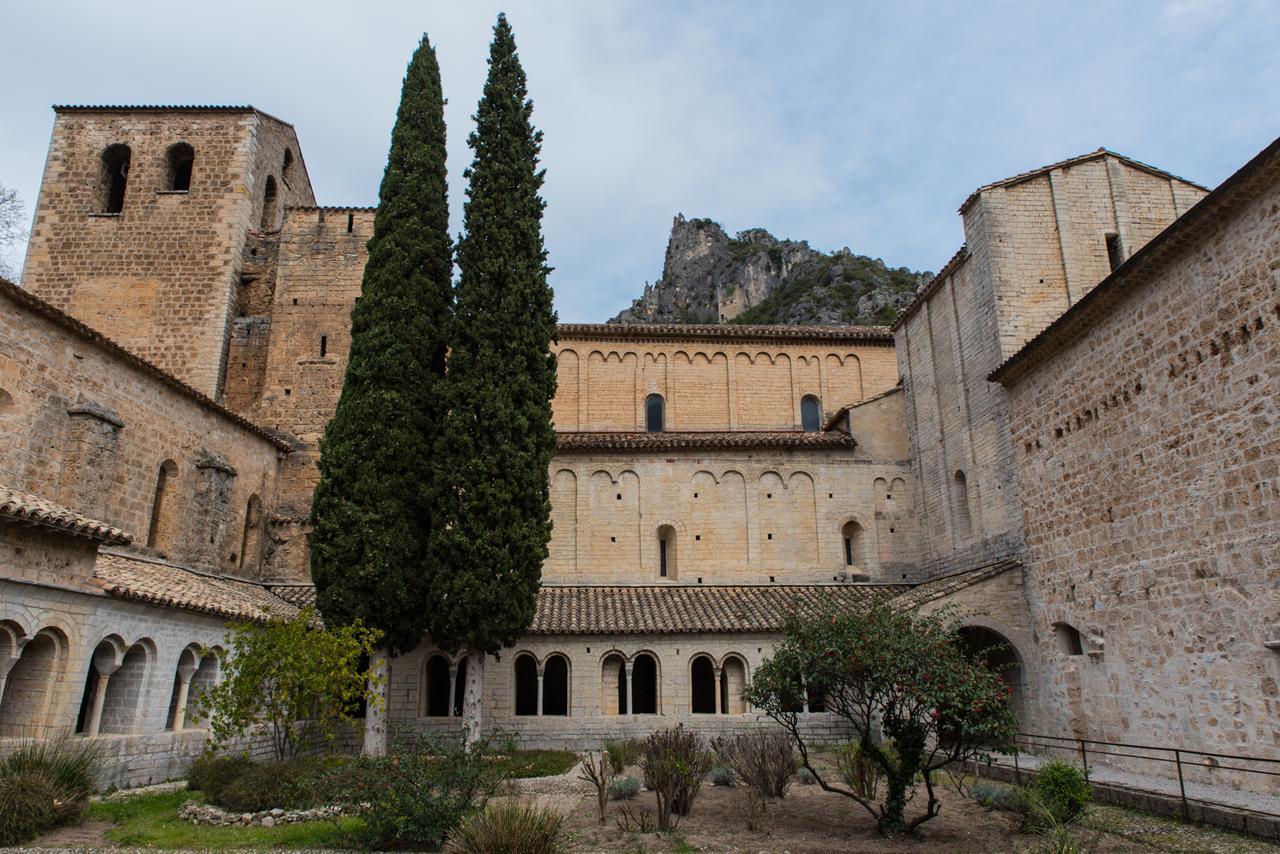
489;749;579;779
89;790;362;850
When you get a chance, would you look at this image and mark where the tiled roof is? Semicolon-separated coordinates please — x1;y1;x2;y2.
556;323;894;344
530;584;909;634
991;134;1280;385
889;559;1022;611
265;583;318;609
0;485;132;544
54;104;254;112
287;205;377;212
0;279;292;451
93;551;300;623
959;148;1207;213
555;431;856;452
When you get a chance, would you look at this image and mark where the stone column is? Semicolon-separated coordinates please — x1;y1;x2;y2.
624;661;634;716
171;660;199;731
86;654;122;738
536;665;545;716
715;666;724;715
0;650;22;713
448;665;459;717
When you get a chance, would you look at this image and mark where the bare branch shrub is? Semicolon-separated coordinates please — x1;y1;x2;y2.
711;730;796;799
640;725;712;831
577;750;613;825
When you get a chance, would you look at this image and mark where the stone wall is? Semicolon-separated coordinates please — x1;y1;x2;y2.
896;154;1207;581
553;335;899;432
0;283;285;576
20;108;315;399
999;147;1280;772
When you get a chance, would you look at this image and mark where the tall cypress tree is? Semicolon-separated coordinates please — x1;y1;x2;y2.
428;14;557;739
309;35;452;756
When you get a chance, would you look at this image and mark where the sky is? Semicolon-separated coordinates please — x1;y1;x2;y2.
2;0;1278;321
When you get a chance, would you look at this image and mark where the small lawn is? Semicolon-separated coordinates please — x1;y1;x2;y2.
489;748;579;779
88;790;363;850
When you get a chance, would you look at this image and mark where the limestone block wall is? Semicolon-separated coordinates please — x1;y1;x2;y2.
0;285;284;576
20;108;315;398
388;633;855;748
897;153;1207;582
553;334;899;432
546;447;915;585
1001;158;1280;781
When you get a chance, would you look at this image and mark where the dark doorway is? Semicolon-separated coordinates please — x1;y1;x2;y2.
632;654;657;714
514;654;538;716
425;655;451;717
543;655;569;716
690;656;717;714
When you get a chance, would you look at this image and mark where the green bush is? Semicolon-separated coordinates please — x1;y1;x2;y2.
971;779;1026;811
444;800;564;854
1033;760;1090;824
0;737;100;846
609;775;641;800
794;766;817;785
187;754;252;803
338;735;501;849
709;765;735;787
605;738;640;774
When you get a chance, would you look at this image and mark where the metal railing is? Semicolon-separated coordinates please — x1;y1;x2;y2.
1006;732;1280;820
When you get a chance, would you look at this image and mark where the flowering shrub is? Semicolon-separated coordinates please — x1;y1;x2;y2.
744;602;1016;833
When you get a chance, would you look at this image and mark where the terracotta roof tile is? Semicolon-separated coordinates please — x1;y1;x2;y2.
265;584;318;609
93;550;300;623
556;323;893;344
0;485;132;544
556;431;855;452
890;559;1022;611
529;584;909;634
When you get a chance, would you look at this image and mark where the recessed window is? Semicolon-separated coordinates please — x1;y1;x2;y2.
1054;622;1085;656
319;335;327;358
645;393;665;433
260;176;279;231
165;142;194;192
952;470;973;538
658;525;676;579
282;148;294;180
1105;233;1124;272
100;144;131;213
801;395;822;432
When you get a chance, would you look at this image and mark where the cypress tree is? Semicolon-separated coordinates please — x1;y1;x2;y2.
309;35;452;756
428;14;557;739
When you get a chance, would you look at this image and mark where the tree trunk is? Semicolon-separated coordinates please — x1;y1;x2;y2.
363;643;389;756
462;647;485;745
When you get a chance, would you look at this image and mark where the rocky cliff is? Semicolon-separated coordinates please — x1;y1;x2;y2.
609;215;930;326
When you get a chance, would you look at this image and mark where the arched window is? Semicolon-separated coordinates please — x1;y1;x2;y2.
690;655;717;714
645;393;665;433
631;653;657;714
238;494;262;571
841;520;865;568
602;653;626;715
801;395;822;432
805;682;826;713
146;460;179;552
282;148;294;180
543;655;569;716
100;640;150;734
100;144;131;213
1053;623;1085;657
952;470;973;538
657;525;676;579
959;626;1024;723
187;649;220;729
721;655;747;715
260;176;278;231
0;628;64;737
422;655;452;717
166;143;194;191
514;653;539;716
165;647;199;730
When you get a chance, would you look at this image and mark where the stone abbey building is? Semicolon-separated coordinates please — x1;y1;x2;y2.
1;105;1275;790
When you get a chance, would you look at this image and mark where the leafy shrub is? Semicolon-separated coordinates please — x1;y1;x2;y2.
709;765;735;787
444;800;563;854
971;780;1026;811
640;725;712;831
834;741;889;801
489;749;578;779
336;735;501;849
794;767;817;785
609;775;641;800
605;738;640;774
1032;760;1090;824
711;731;794;798
187;753;252;802
0;737;100;846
